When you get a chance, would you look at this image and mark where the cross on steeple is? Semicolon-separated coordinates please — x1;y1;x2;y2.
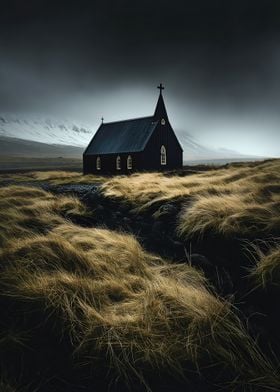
154;83;168;121
101;117;104;124
157;83;164;94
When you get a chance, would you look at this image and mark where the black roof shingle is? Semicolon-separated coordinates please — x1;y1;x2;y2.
84;116;158;155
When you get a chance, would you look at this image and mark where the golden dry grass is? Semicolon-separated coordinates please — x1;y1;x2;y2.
101;159;280;239
0;185;88;247
0;225;279;390
178;192;279;239
251;245;280;288
0;170;106;185
0;185;279;390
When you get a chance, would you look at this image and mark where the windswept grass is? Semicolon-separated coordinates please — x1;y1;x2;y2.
0;225;279;390
0;185;279;390
0;170;105;185
0;185;88;246
101;159;280;240
251;245;280;288
29;170;105;184
177;192;279;239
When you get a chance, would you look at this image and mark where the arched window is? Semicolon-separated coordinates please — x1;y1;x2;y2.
127;155;132;170
116;155;121;170
160;145;167;165
96;156;101;170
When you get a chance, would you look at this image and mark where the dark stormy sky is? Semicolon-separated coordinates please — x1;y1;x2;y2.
1;0;280;156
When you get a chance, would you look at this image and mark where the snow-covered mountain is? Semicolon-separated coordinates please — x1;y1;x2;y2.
0;136;84;158
0;114;259;162
177;131;253;161
0;114;94;147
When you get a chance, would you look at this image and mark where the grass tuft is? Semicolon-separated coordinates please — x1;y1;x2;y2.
0;220;278;389
0;185;88;247
251;245;280;288
0;170;279;390
0;170;105;185
100;159;280;240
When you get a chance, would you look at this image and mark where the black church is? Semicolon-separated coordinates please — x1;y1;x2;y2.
83;85;183;174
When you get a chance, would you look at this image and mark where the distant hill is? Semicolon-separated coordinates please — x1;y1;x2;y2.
177;131;262;162
0;114;264;163
0;136;84;158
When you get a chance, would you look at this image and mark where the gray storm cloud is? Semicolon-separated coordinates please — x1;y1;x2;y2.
0;0;280;156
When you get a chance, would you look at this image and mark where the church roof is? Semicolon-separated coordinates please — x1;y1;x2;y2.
84;116;158;155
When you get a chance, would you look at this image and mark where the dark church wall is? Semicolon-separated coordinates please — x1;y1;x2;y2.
83;152;142;175
83;122;183;174
141;121;183;171
83;120;183;174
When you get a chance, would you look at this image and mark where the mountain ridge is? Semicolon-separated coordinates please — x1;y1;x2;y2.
0;115;263;161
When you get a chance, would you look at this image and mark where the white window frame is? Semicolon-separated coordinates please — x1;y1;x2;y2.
96;156;101;170
127;155;132;170
116;155;121;170
160;145;167;165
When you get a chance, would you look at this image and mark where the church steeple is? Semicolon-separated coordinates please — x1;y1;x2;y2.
153;83;168;122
